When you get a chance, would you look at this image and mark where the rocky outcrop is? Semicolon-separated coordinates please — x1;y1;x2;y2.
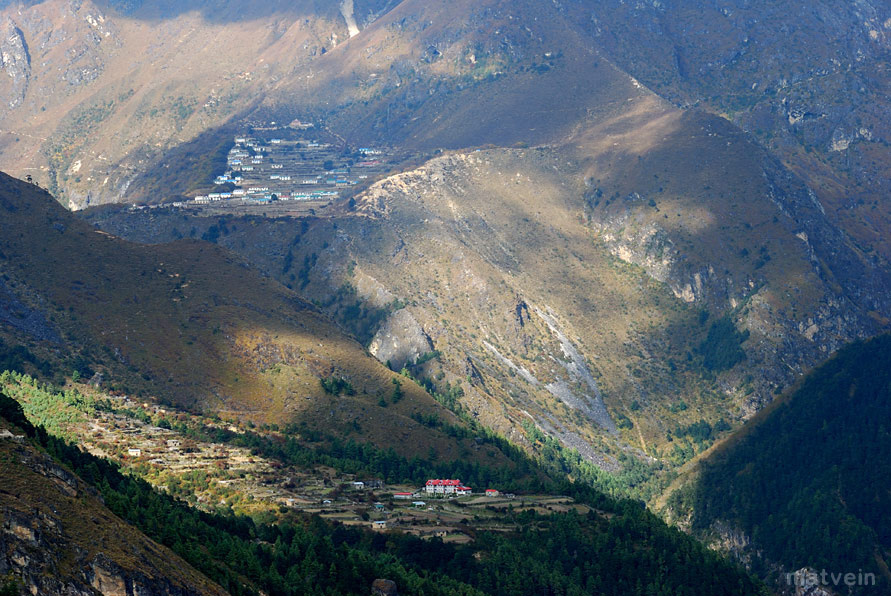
371;578;398;596
783;568;838;596
0;18;30;109
368;308;433;371
0;419;228;596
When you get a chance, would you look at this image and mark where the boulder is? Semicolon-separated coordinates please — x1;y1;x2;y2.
371;578;398;596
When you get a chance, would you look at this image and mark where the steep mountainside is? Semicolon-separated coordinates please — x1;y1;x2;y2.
273;0;645;151
0;0;368;207
0;387;768;596
4;0;891;265
0;0;644;207
664;334;891;594
0;171;515;468
573;0;891;264
1;401;228;596
5;3;891;591
88;103;890;492
5;0;891;504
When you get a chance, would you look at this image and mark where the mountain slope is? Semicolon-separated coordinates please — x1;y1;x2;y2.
6;0;891;506
665;334;891;593
88;103;889;495
572;0;891;264
1;0;640;206
270;0;645;151
0;0;360;207
0;170;514;468
1;398;228;596
1;386;769;596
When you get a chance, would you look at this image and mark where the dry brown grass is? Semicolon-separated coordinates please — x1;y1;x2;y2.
0;172;513;466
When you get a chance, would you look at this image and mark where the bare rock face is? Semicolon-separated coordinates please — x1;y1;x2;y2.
0;425;228;596
0;18;30;108
89;555;130;596
371;578;398;596
785;568;837;596
368;308;432;371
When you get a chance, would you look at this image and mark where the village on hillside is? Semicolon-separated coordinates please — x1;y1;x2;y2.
153;121;399;217
129;120;401;217
200;129;391;203
5;376;588;545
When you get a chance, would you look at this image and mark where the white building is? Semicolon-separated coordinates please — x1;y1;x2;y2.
424;479;472;496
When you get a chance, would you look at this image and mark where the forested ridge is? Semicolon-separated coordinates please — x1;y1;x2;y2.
671;334;891;593
0;389;765;596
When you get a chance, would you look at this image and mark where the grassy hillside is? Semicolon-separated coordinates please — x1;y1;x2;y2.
61;0;888;492
666;334;891;592
87;113;888;502
0;171;519;469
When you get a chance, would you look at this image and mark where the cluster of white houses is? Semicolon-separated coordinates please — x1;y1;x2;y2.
191;131;393;207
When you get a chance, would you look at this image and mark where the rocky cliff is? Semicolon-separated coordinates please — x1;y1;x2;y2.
1;417;228;596
0;18;30;109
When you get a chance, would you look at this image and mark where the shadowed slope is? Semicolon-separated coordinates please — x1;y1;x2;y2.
665;334;891;593
0;402;229;596
86;99;890;496
0;171;513;466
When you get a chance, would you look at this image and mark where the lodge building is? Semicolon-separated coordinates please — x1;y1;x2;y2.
424;479;472;496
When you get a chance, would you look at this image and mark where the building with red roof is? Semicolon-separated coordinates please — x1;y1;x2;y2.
425;479;472;496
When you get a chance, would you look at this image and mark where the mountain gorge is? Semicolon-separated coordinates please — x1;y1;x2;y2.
9;0;884;495
87;95;891;482
666;334;891;594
